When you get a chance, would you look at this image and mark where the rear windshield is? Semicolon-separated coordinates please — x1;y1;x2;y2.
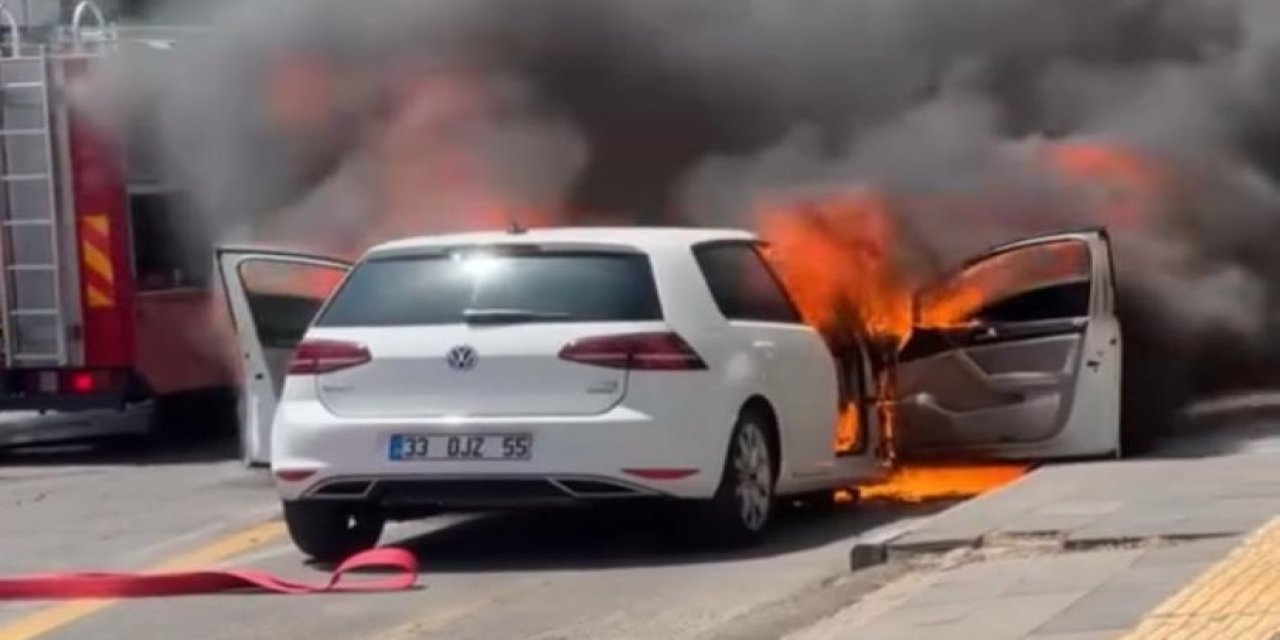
314;250;663;327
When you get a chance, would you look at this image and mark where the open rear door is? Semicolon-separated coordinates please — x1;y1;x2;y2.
216;248;351;466
895;229;1121;460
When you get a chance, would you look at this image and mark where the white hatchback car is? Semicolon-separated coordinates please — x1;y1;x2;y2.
218;228;888;559
217;226;1122;560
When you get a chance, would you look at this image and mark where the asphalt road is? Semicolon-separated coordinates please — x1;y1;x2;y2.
0;428;945;640
6;393;1272;640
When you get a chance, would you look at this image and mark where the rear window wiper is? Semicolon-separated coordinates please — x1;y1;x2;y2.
462;308;573;324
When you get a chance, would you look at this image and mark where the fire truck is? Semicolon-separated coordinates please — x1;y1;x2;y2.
0;1;239;449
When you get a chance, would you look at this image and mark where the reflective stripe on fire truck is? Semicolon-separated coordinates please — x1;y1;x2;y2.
79;213;114;308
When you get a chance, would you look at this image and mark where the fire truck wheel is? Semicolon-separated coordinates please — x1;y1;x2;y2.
282;501;386;563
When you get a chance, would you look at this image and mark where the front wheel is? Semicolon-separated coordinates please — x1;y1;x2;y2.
698;411;778;545
282;501;385;562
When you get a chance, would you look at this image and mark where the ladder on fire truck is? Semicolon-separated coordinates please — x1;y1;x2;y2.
0;1;108;367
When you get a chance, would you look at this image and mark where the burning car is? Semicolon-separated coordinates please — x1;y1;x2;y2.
763;214;1123;463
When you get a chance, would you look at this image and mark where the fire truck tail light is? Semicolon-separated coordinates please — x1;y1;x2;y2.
12;369;124;395
59;370;120;394
69;372;95;393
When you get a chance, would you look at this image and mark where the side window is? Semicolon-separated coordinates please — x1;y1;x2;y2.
694;243;803;324
919;239;1092;326
129;189;212;291
125;98;212;292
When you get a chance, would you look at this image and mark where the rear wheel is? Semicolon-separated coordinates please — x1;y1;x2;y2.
282;501;385;562
699;410;777;545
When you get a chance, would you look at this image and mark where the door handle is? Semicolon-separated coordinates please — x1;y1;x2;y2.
752;340;776;359
972;326;999;342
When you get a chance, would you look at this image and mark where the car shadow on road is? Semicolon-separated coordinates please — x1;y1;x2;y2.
348;498;953;575
0;432;240;467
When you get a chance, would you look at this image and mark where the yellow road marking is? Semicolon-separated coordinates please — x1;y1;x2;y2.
1122;516;1280;640
0;520;286;640
368;580;533;640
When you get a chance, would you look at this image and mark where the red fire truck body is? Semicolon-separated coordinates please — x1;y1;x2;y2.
0;9;238;446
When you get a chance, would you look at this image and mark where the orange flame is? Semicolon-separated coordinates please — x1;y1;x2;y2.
374;71;557;242
1041;141;1167;230
263;59;563;256
264;53;337;135
755;141;1167;489
758;192;912;346
859;464;1027;502
758;141;1166;344
835;402;861;453
916;237;1092;328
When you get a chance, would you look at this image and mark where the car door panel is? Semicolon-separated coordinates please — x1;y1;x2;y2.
215;247;351;466
762;324;840;477
898;332;1083;447
896;229;1121;459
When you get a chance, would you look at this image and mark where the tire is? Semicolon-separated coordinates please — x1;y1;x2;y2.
282;501;386;562
698;409;778;545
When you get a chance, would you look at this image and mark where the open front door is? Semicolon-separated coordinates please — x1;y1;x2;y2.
895;229;1121;460
216;248;352;466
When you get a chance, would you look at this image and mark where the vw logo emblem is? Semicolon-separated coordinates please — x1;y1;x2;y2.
446;345;478;371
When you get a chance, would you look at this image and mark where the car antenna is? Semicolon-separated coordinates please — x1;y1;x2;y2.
506;210;527;235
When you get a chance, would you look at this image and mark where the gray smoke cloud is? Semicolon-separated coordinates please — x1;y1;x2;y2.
79;0;1280;413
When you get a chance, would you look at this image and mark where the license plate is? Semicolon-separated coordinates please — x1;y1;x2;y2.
388;434;532;461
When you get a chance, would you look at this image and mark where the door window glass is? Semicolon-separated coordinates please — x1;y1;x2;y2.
693;243;804;324
919;239;1091;326
237;259;348;349
315;251;662;327
130;190;212;290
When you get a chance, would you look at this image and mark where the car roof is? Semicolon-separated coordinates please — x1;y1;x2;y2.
366;226;759;256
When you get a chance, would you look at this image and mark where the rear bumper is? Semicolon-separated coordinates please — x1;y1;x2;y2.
298;474;664;510
270;399;732;503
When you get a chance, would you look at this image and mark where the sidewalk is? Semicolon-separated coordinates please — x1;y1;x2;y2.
789;440;1280;640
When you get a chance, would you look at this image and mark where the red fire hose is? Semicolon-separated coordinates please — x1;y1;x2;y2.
0;548;419;600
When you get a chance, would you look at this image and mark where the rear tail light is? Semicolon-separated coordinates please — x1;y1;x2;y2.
273;468;318;482
558;331;707;371
289;339;371;375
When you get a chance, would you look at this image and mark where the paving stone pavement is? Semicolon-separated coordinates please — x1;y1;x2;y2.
888;454;1280;553
788;446;1280;640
